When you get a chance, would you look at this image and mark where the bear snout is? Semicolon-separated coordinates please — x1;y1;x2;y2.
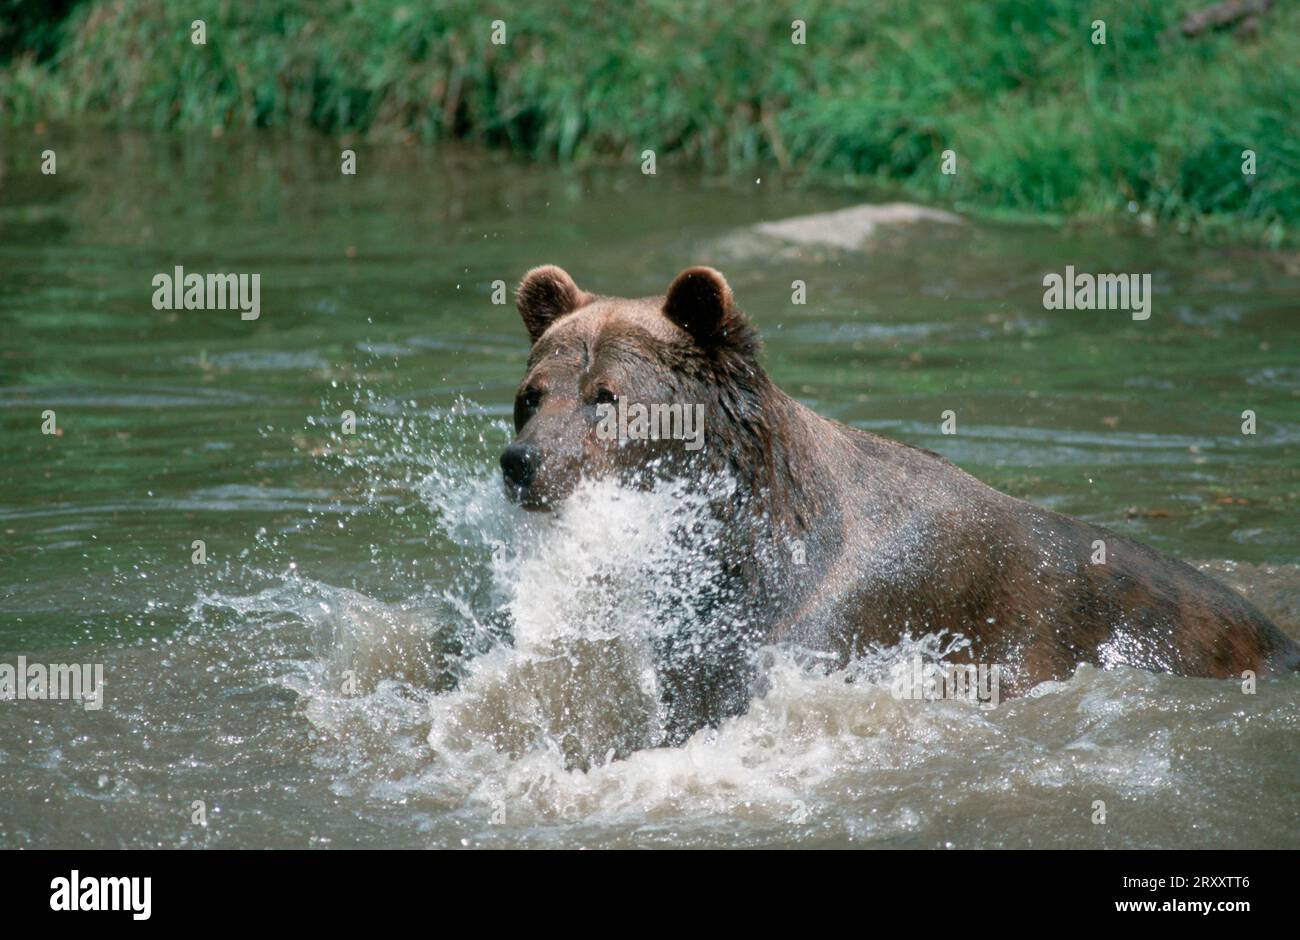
500;442;540;499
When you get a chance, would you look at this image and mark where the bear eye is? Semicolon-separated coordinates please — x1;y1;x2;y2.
514;386;542;431
594;387;617;406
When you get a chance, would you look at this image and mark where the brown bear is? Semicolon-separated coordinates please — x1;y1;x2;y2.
502;264;1299;743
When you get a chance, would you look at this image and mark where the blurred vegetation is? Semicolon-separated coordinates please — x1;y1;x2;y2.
1;0;1296;243
0;0;85;62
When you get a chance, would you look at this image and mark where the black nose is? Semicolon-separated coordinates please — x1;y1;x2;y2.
500;443;538;488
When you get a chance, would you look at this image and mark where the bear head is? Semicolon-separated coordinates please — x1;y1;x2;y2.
501;264;764;509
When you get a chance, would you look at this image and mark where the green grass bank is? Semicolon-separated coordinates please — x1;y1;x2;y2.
2;0;1297;244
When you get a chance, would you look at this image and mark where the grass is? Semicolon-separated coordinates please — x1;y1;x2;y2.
1;0;1297;244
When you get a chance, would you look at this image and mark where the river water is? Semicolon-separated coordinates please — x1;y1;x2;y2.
1;129;1297;848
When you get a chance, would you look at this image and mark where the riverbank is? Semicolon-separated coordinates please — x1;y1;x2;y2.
1;0;1296;244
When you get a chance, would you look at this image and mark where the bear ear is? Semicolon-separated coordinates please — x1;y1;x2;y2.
516;265;589;343
663;266;743;349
